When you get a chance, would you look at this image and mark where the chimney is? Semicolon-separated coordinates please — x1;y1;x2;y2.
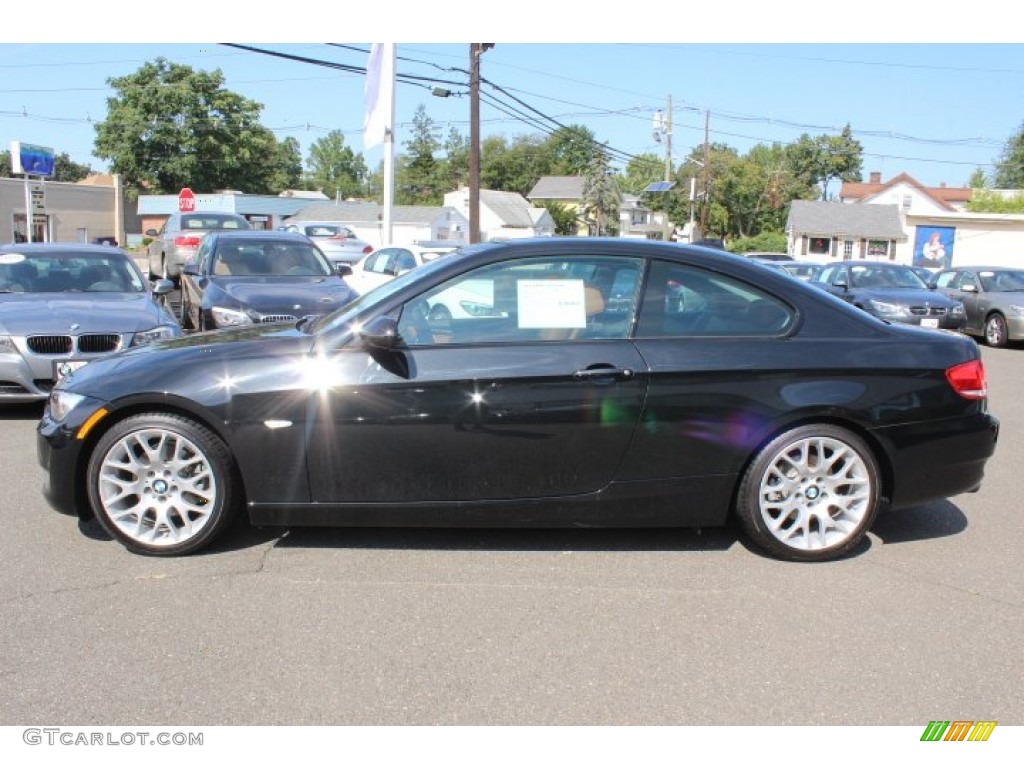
869;172;882;184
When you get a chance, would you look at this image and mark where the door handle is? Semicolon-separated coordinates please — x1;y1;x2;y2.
572;366;635;382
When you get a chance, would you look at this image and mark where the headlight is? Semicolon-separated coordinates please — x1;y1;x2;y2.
48;390;87;422
866;299;910;319
131;325;178;346
0;335;19;355
459;300;497;317
211;306;254;327
949;303;965;318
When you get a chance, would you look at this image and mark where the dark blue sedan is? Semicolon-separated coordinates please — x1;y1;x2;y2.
178;230;357;331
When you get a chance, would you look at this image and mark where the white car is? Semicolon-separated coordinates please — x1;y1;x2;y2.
280;221;373;268
347;244;459;295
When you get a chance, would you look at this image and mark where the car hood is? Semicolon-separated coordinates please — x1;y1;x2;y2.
0;293;172;335
58;323;316;403
212;277;356;315
849;288;959;306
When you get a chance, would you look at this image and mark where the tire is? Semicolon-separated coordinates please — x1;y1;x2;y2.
734;424;881;562
86;413;239;556
984;313;1008;348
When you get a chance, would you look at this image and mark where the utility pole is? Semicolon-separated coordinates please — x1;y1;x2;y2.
700;109;710;234
469;44;493;244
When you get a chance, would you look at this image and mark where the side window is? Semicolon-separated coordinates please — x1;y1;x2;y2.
636;260;793;338
812;265;834;285
933;271;958;289
197;239;213;272
394;250;417;274
956;271;977;290
397;255;643;346
364;250;392;275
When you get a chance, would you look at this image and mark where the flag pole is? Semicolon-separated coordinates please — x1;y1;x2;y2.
364;43;396;247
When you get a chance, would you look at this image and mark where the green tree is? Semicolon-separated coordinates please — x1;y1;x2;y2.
537;201;579;236
968;167;989;189
306;130;367;200
787;125;864;200
581;151;621;236
480;134;551;195
440;126;470;193
268;137;305;193
93;57;278;194
966;188;1024;213
546;125;602;176
993;122;1024;188
396;104;443;204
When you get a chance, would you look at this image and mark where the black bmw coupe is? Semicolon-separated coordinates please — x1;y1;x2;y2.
38;238;999;561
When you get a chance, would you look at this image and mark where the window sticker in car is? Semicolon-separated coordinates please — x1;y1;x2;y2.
517;279;586;329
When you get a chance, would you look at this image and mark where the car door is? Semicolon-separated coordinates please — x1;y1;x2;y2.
624;259;799;520
305;254;648;504
953;270;984;334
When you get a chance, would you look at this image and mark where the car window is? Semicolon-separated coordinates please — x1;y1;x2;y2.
636;260;794;337
394;251;417;273
211;240;332;277
933;271;958;289
0;252;144;293
397;255;643;346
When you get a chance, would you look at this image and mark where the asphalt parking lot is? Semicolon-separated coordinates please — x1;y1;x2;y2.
1;343;1021;727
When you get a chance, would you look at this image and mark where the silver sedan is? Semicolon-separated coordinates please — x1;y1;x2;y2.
0;243;180;403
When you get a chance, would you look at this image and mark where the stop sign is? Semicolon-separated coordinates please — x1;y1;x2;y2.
178;187;196;212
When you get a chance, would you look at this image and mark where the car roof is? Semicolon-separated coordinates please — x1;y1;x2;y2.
208;230;312;242
0;242;128;258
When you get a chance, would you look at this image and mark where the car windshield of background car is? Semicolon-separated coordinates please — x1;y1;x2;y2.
979;270;1024;292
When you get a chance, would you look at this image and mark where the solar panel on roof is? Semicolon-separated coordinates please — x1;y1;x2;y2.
644;181;676;193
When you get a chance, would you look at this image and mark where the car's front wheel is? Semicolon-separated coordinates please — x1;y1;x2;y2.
735;424;881;562
86;413;239;556
984;313;1008;347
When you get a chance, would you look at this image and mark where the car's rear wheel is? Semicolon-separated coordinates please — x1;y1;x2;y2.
86;413;238;556
735;424;881;562
984;313;1008;347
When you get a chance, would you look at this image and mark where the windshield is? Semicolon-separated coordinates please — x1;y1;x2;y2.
0;251;146;293
978;270;1024;292
304;224;351;238
212;240;334;277
849;265;927;289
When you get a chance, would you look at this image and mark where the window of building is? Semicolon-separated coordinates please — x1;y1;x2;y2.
808;237;831;255
867;240;889;258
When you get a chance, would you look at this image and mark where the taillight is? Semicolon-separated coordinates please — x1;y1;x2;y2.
946;359;987;399
174;236;201;247
362;245;373;254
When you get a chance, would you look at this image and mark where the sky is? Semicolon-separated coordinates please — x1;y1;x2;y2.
1;7;1023;192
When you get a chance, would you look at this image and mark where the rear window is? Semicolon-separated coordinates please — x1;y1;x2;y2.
181;215;250;230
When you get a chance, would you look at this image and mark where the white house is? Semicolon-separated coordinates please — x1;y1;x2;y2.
839;172;1024;268
444;187;554;241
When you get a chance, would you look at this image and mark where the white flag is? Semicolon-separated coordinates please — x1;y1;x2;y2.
363;43;395;150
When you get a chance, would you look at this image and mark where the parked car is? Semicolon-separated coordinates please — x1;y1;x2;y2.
779;262;823;281
39;238;998;563
177;230;357;332
742;251;794;262
931;266;1024;347
146;212;251;282
280;221;374;269
0;243;179;403
348;244;460;295
810;260;966;330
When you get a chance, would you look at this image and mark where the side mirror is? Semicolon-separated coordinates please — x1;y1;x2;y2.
832;279;849;289
960;283;978;293
182;261;200;276
151;279;174;296
359;316;400;349
336;264;353;278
